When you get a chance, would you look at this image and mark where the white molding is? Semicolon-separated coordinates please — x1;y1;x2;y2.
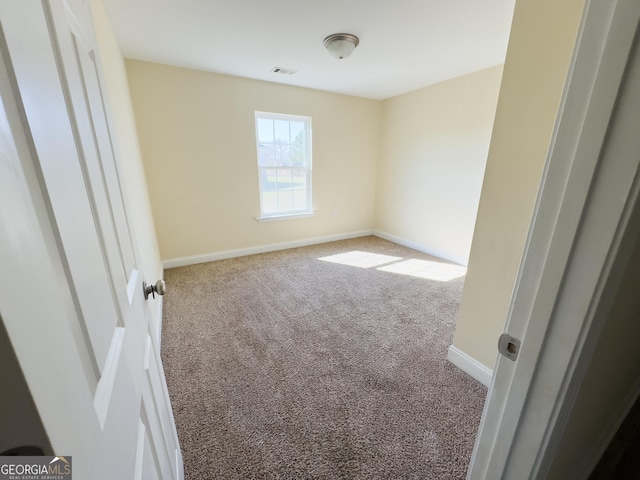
447;345;493;387
256;211;316;222
162;230;373;269
372;230;468;266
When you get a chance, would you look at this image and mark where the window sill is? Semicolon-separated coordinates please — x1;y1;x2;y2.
256;211;316;223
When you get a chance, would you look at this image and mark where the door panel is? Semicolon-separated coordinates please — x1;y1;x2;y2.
136;417;162;480
0;32;101;476
143;334;181;476
2;0;118;381
68;7;138;281
47;0;133;428
0;1;182;477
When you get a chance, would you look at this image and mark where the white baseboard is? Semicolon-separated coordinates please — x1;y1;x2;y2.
372;230;468;266
447;345;493;387
162;230;373;269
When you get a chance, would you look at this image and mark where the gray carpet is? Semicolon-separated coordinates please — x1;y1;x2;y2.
161;236;486;479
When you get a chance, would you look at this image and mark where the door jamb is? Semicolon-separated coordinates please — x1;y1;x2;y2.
468;0;640;477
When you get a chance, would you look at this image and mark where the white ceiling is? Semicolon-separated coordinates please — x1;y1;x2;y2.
100;0;515;100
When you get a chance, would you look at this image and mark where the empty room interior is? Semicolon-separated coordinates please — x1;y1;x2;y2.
105;0;516;476
2;0;640;478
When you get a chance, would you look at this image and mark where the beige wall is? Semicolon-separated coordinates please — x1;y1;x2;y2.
91;1;164;334
126;61;381;261
452;0;587;368
374;65;503;265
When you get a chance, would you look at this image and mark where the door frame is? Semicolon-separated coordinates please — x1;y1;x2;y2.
468;0;640;477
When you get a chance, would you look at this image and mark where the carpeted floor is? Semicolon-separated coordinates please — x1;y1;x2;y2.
161;236;487;479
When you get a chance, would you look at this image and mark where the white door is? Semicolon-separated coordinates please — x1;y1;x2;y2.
468;0;640;478
0;1;182;478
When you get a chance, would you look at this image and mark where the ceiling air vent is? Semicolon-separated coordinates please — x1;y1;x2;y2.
271;66;297;75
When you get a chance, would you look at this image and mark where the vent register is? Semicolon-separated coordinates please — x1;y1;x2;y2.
271;66;297;75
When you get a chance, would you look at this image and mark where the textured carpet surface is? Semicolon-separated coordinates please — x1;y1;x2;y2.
161;236;487;479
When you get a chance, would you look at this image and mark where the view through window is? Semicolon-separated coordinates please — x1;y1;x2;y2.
255;112;312;218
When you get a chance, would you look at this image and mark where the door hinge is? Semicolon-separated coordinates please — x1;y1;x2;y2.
498;333;521;361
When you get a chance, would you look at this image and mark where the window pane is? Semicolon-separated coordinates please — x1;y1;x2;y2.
258;143;275;166
290;121;304;144
278;192;293;212
274;144;291;166
261;168;278;213
292;169;307;211
276;169;293;212
262;191;278;214
276;168;293;191
261;168;277;191
292;189;307;211
274;120;290;143
255;113;311;217
291;142;303;166
291;168;306;191
257;118;274;143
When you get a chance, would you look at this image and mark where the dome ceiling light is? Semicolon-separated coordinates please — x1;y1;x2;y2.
323;33;360;60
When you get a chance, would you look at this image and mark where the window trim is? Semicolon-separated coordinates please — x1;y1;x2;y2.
254;111;312;220
255;211;316;222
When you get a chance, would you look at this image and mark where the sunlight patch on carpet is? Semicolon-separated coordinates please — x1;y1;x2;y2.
378;258;467;281
318;250;467;281
318;250;401;268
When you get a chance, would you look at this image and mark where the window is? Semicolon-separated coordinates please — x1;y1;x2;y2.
255;112;312;219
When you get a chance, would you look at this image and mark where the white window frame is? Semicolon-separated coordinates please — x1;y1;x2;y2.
254;111;313;221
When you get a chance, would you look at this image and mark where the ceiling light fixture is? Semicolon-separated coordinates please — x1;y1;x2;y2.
323;33;359;60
